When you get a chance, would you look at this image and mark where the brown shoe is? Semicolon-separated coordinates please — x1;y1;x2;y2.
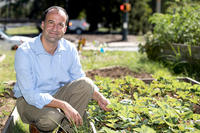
29;124;40;133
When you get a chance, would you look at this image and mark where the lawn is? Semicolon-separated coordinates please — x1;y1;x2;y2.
5;25;39;35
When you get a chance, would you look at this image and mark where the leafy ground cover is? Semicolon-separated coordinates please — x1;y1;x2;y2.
88;75;200;132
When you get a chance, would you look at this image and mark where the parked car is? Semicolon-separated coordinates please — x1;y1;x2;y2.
0;30;32;50
68;19;90;34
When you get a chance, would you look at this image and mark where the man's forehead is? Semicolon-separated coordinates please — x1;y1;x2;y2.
47;9;66;17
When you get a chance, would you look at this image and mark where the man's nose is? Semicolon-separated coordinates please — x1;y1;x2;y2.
52;24;59;31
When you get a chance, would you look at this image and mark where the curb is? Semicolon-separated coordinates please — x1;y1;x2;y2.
2;107;20;133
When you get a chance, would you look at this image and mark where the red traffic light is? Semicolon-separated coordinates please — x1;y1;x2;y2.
120;4;125;11
120;3;131;12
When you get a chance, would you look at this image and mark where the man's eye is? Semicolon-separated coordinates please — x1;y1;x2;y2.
48;21;54;25
59;23;65;28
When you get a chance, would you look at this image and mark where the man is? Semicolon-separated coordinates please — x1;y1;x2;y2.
14;6;111;133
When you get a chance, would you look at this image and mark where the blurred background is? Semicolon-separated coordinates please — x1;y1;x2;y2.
0;0;196;35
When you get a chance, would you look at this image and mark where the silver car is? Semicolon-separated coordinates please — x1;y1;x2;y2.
68;19;90;34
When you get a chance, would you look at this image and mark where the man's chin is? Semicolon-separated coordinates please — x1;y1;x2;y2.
47;37;60;43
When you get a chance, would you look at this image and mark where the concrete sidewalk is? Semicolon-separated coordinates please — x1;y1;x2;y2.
82;41;143;51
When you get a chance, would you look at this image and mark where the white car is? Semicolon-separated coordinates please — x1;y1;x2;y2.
0;30;32;50
68;19;90;34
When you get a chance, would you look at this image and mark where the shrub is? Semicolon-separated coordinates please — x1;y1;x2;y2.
139;3;200;80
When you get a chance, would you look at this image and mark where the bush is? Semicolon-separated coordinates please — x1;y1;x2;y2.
139;3;200;80
129;0;152;35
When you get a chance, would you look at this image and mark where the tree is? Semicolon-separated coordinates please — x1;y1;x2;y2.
128;0;152;34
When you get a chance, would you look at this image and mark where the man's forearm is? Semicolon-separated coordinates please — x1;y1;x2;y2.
45;98;66;111
45;98;83;126
92;89;104;101
92;90;112;111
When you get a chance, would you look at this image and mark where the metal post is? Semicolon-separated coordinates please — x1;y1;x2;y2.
122;0;129;41
156;0;161;13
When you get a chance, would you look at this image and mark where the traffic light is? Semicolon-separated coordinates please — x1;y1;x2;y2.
120;3;131;12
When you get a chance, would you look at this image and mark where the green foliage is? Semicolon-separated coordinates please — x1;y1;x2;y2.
0;0;31;18
0;51;16;82
140;3;200;55
139;3;200;80
129;0;152;35
88;75;200;132
0;82;10;97
13;119;29;133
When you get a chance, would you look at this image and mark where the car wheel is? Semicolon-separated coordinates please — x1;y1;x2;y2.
75;28;82;34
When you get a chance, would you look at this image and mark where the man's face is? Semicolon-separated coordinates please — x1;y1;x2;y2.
41;9;67;43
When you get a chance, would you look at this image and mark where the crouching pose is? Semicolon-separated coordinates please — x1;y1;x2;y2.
13;6;111;133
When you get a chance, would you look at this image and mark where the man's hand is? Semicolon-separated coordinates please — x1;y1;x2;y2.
93;90;112;111
62;101;83;126
46;99;83;126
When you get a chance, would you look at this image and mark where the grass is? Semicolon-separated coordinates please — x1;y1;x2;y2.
81;50;172;76
5;25;39;35
13;119;29;133
0;50;16;82
0;49;175;132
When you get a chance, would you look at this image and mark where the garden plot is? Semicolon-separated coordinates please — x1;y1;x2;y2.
88;75;200;132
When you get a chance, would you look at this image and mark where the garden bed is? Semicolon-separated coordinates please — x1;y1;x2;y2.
89;75;200;132
1;66;151;132
0;81;16;132
159;43;200;60
2;66;200;132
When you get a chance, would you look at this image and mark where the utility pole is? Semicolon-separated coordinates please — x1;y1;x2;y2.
156;0;161;13
120;0;131;41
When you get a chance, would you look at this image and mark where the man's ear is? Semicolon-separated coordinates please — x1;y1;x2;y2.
64;26;67;33
41;21;44;30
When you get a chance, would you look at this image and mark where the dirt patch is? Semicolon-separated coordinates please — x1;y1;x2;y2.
0;84;16;131
86;66;152;80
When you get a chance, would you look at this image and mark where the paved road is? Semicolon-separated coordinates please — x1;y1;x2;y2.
83;41;141;51
0;38;142;52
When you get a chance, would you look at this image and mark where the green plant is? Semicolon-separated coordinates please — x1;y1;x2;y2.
88;75;200;132
139;3;200;80
13;119;29;133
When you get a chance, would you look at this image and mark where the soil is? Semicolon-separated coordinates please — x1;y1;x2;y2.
86;66;152;80
0;82;16;131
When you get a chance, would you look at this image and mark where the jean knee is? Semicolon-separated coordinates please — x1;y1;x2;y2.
36;109;63;131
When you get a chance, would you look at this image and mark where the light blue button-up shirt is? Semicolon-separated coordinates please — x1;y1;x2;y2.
13;34;85;109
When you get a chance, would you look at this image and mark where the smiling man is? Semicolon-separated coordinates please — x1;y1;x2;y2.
13;6;111;133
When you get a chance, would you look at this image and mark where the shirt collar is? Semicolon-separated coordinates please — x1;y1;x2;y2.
31;34;67;55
